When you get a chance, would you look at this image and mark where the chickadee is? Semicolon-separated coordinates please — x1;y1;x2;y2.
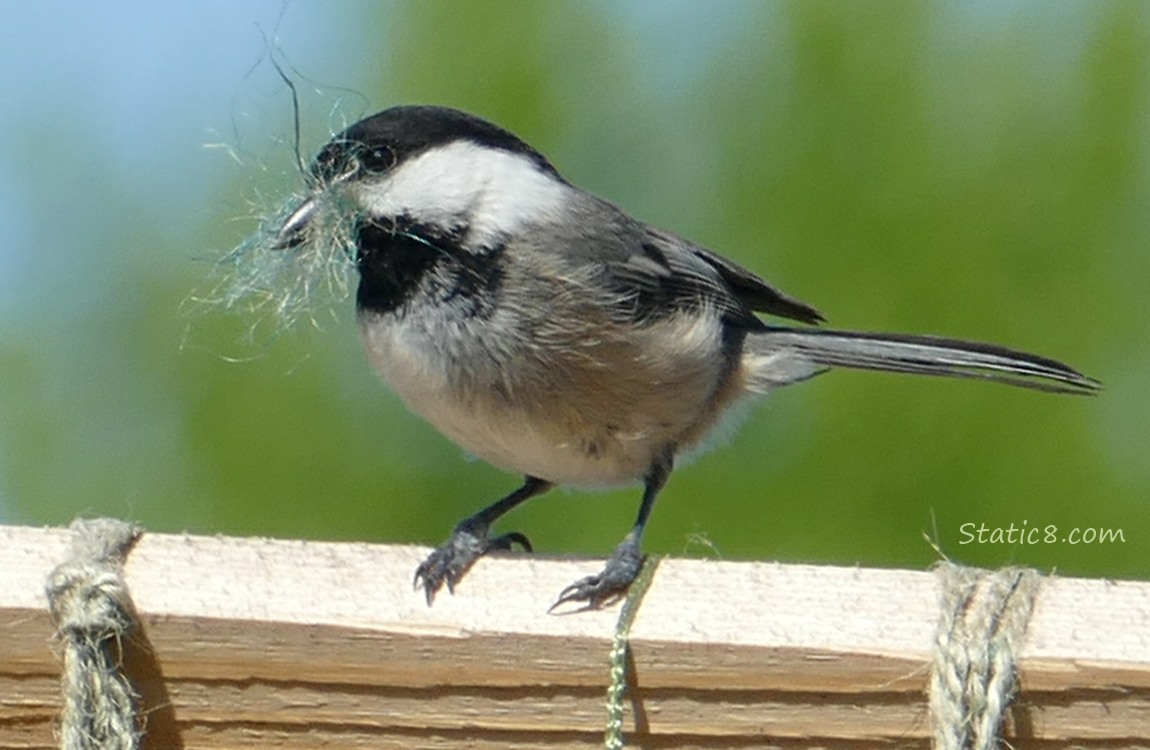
273;104;1099;609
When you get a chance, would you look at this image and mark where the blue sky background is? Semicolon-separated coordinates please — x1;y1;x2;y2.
0;1;359;516
0;2;356;308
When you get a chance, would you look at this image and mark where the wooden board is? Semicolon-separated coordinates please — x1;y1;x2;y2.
2;524;1147;748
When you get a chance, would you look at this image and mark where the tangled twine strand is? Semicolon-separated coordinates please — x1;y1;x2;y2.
45;519;144;750
930;563;1041;750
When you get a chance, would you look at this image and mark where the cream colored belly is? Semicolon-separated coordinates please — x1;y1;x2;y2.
358;311;736;487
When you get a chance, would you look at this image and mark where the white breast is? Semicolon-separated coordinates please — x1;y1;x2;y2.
357;308;733;488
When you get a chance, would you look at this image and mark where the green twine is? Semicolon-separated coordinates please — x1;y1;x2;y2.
604;555;661;750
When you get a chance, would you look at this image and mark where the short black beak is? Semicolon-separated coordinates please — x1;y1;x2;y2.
273;197;317;249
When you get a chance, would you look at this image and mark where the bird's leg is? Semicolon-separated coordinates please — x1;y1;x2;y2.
551;448;673;611
415;476;552;604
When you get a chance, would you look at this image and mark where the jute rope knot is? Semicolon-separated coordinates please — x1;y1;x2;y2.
930;562;1041;750
46;519;144;750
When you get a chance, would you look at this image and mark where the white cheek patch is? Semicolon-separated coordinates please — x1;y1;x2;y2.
355;140;568;246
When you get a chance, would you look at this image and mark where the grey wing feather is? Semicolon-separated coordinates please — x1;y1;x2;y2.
602;226;822;329
687;241;824;324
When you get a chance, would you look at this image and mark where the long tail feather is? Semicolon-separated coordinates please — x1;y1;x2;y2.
748;327;1101;395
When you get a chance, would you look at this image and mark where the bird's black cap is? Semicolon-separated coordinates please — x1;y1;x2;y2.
312;105;563;184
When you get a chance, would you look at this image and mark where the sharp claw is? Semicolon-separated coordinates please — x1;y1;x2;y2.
414;563;440;604
548;581;590;613
549;575;622;613
488;531;533;552
549;546;645;612
413;524;533;606
413;564;427;591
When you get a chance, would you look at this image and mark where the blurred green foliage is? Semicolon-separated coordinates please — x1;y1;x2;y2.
2;2;1147;581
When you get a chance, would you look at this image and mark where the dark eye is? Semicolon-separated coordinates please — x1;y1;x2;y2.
359;144;395;173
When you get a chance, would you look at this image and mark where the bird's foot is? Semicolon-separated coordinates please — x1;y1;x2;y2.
550;535;644;612
414;518;531;605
